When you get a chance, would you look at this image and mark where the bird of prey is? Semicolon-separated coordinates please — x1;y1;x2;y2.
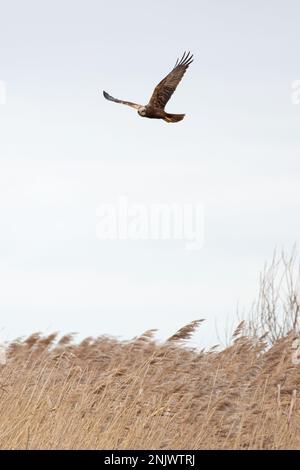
103;52;193;123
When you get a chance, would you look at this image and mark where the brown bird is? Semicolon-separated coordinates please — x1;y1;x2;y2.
103;52;193;123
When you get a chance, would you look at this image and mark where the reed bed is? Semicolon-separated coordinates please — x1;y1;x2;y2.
1;250;299;449
0;321;299;449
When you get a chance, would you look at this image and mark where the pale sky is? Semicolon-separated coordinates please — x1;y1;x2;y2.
0;0;300;346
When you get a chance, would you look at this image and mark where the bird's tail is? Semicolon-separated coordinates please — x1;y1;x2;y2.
163;113;185;123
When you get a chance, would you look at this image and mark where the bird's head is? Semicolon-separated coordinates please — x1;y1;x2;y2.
138;106;147;117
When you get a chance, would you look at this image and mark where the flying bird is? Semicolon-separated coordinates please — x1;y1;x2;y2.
103;51;193;123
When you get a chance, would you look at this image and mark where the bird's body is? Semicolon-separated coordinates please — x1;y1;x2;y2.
137;105;185;123
139;105;165;120
103;52;193;123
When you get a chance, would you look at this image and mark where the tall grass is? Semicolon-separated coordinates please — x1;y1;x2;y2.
0;325;299;449
0;251;300;449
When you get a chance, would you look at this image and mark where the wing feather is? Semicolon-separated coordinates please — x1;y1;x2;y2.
103;91;141;110
148;52;193;110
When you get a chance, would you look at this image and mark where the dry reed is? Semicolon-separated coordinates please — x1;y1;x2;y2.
1;250;300;449
0;322;300;449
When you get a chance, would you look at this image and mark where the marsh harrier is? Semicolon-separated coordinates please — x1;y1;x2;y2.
103;52;193;123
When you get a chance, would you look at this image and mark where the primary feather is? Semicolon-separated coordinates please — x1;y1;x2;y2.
103;91;141;110
148;51;193;110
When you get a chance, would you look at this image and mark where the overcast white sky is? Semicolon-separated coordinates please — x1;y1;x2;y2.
0;0;300;346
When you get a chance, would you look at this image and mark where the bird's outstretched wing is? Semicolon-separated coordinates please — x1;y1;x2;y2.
148;52;193;110
103;91;141;110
